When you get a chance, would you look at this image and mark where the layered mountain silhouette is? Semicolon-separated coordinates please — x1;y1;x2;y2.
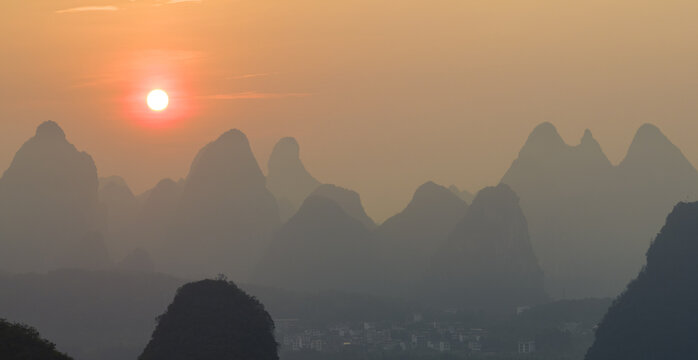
501;122;698;298
585;202;698;359
310;184;376;229
251;195;377;293
99;176;140;259
0;121;107;272
266;137;320;222
161;129;280;279
425;184;546;309
129;178;184;260
448;185;474;204
139;278;278;360
376;181;468;295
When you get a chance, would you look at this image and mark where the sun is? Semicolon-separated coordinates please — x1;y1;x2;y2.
147;89;169;111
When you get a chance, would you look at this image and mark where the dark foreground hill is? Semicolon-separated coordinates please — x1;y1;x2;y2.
0;270;183;360
139;278;278;360
0;269;424;360
0;319;72;360
585;201;698;360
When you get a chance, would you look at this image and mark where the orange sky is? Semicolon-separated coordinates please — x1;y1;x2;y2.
1;0;698;220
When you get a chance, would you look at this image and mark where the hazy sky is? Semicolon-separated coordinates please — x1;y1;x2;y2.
2;0;698;220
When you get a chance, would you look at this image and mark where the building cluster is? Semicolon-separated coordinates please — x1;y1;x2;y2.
275;315;487;355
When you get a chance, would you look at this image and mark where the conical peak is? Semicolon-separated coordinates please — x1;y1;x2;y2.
577;128;611;160
620;123;691;169
216;128;249;145
35;121;66;140
519;122;567;157
188;128;259;177
636;123;663;138
271;137;300;159
529;122;564;144
414;181;440;195
411;181;461;205
629;123;669;149
155;178;178;190
295;195;347;220
268;137;303;172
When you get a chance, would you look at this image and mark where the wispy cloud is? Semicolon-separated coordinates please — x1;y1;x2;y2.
227;73;273;80
55;6;119;14
167;0;202;4
201;92;312;100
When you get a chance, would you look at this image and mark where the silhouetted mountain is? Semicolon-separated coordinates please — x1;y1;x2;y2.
585;202;698;360
161;130;280;279
615;123;698;242
100;176;140;259
139;278;278;360
425;184;546;309
310;184;375;229
501;122;698;298
251;195;377;293
267;137;320;222
448;185;474;204
376;182;468;295
130;178;183;258
0;121;106;272
0;318;72;360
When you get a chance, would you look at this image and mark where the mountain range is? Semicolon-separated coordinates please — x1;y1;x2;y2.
502;122;698;298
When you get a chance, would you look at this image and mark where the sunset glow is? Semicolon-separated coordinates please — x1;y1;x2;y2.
147;89;169;111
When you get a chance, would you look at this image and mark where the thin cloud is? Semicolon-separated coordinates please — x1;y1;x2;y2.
167;0;202;3
227;73;273;80
202;92;312;100
55;6;119;14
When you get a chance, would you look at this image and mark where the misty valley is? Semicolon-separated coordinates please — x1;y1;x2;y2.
1;120;697;360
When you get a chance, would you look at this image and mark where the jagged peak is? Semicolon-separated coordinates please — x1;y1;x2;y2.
311;184;375;228
35;121;66;140
576;128;612;165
